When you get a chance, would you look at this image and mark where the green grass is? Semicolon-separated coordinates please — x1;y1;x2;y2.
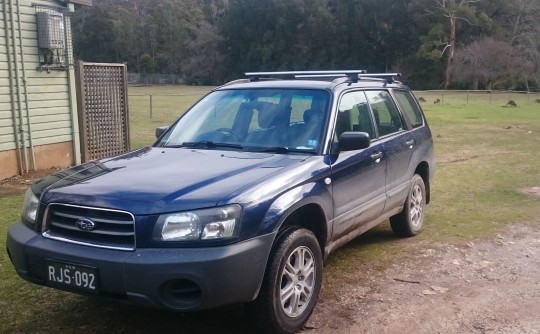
128;85;212;148
1;87;539;332
415;90;540;106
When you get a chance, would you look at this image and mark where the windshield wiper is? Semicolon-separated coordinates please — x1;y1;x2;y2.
247;146;316;154
167;141;244;150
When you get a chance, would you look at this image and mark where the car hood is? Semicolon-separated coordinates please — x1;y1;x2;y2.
34;147;310;215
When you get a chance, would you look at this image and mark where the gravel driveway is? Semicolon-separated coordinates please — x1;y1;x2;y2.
307;220;540;334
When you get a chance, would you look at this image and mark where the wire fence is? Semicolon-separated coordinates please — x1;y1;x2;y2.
129;93;202;122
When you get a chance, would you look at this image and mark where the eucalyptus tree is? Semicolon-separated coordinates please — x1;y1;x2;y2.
412;0;492;89
72;3;119;62
508;0;540;90
182;20;225;84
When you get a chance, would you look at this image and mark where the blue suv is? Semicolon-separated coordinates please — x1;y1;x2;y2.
7;71;435;333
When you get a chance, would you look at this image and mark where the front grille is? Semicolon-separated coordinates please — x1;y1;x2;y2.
43;204;135;251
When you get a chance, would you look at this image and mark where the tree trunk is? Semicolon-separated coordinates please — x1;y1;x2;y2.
445;14;457;90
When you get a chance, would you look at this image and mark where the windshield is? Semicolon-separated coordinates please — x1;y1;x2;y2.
156;89;330;153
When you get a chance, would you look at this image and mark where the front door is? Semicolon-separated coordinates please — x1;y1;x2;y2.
330;90;386;241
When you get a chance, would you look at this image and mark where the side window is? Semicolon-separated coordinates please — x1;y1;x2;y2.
336;91;376;139
365;90;404;137
394;90;424;128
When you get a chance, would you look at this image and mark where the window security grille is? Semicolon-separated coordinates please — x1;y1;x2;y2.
35;5;73;70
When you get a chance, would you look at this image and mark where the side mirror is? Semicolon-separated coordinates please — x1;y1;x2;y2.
155;126;169;139
338;132;370;151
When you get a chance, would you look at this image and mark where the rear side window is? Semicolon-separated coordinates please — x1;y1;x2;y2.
365;90;404;137
394;90;424;128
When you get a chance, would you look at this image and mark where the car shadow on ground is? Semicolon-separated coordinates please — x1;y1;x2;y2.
74;297;256;333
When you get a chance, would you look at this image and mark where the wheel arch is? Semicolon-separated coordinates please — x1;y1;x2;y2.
258;182;332;260
278;203;328;257
415;161;431;204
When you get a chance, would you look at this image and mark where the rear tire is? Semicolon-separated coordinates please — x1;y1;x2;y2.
390;174;426;237
248;227;322;334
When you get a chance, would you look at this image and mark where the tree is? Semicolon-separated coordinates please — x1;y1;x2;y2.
453;37;516;90
72;4;118;62
70;0;537;89
508;0;540;90
182;21;225;84
139;53;155;83
413;0;491;89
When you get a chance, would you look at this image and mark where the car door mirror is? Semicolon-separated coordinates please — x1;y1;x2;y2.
155;126;169;138
338;131;370;151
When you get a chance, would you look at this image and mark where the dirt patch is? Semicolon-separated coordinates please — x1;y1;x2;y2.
0;168;60;196
502;125;534;134
306;220;540;333
520;187;540;198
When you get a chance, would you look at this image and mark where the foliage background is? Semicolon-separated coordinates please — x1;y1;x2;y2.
72;0;540;89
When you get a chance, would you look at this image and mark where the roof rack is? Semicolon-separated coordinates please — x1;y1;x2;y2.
244;70;401;83
245;70;365;82
359;73;401;83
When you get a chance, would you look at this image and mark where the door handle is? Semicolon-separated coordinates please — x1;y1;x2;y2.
370;152;383;163
405;140;415;148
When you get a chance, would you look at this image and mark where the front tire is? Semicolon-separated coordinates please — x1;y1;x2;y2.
390;174;426;237
248;227;323;334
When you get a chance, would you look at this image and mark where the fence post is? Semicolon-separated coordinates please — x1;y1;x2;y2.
489;90;492;104
441;91;444;105
466;90;469;104
149;94;153;119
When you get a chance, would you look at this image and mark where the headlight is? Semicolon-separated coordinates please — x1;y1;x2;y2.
21;188;39;225
152;204;242;241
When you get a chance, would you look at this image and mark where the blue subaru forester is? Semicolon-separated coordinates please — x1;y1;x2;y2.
7;71;435;333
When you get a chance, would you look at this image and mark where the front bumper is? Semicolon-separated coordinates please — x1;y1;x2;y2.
6;222;275;311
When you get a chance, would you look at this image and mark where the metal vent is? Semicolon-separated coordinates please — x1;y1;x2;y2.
42;204;135;251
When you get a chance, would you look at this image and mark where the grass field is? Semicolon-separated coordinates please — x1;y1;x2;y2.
415;90;540;106
128;85;212;148
1;86;539;333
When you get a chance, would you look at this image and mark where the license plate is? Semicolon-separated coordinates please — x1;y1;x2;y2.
46;260;98;293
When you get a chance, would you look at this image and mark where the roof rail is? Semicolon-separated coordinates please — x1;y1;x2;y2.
244;70;401;83
245;70;367;82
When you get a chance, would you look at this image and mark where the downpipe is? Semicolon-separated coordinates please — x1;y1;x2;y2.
16;0;36;170
66;3;81;165
8;0;29;173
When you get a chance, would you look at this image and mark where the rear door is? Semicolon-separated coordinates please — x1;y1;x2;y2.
364;90;414;212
